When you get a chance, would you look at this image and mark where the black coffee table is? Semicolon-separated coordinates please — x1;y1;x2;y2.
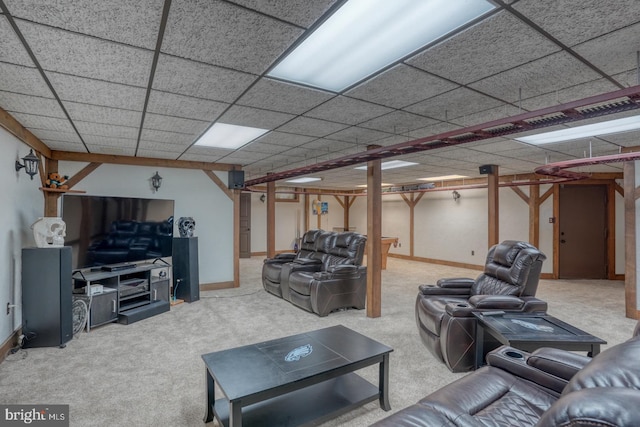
202;325;393;426
473;312;606;369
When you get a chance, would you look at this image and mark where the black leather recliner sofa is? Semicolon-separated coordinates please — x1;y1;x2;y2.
372;322;640;427
262;229;367;316
416;240;547;372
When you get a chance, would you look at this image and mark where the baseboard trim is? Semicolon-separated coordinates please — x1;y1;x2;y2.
200;281;235;291
388;254;483;271
0;329;21;365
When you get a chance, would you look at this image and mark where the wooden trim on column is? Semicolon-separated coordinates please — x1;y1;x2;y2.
267;180;276;259
316;195;322;229
624;161;638;319
487;166;499;247
607;182;616;280
304;193;309;232
552;184;560;279
400;192;424;257
366;145;382;318
44;158;59;217
529;185;540;247
233;189;240;288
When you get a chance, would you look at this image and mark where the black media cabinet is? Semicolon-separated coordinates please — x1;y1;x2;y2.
72;263;170;330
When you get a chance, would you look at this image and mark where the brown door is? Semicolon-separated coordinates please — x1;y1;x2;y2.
558;184;607;279
239;193;251;258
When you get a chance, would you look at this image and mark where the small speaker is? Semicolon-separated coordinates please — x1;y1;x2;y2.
479;164;496;175
228;170;245;189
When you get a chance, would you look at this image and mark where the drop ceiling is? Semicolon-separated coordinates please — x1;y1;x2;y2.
1;0;640;189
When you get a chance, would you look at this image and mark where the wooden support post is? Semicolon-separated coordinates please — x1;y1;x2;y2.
487;165;499;247
266;179;276;259
624;161;638;319
344;196;350;231
44;158;59;217
529;185;540;247
366;145;382;318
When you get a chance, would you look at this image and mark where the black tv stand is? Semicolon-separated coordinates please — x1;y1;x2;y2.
72;263;170;330
101;263;137;272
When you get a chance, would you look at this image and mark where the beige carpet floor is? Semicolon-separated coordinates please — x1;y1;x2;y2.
0;257;636;426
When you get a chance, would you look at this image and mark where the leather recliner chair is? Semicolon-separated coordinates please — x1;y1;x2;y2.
416;240;547;372
262;229;323;297
286;232;367;316
372;322;640;427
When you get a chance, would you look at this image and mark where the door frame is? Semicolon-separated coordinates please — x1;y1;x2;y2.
552;180;619;280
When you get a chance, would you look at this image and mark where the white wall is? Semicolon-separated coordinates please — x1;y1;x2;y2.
59;161;234;284
1;127;44;345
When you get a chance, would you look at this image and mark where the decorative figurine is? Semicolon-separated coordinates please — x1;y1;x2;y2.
31;217;66;247
178;217;196;238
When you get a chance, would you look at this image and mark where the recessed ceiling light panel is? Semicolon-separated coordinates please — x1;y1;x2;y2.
285;177;322;183
267;0;496;92
195;123;269;149
515;115;640;145
355;160;419;170
418;174;469;181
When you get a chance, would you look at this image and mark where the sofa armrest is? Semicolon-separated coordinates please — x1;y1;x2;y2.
293;257;322;266
526;347;591;381
468;295;525;310
315;264;358;280
418;284;472;296
437;277;475;288
486;346;569;394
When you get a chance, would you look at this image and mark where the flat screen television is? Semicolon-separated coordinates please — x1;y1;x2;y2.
61;195;175;271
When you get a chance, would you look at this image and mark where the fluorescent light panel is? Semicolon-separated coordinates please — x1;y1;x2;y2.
419;174;469;181
285;177;322;183
516;115;640;145
267;0;495;92
355;160;419;170
195;123;269;149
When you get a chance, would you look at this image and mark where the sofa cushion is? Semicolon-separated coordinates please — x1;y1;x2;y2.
289;272;314;296
263;263;285;283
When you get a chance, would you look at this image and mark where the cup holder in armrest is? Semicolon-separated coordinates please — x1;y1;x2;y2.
505;350;524;359
456;303;468;307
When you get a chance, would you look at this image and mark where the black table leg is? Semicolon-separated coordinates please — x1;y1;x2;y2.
379;353;391;411
204;369;215;423
475;323;485;370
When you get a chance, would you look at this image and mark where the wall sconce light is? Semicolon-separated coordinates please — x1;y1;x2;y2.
260;194;266;203
15;149;39;180
151;171;162;192
452;190;461;202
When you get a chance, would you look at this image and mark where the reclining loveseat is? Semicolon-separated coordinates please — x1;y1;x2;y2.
261;229;367;316
416;240;547;372
372;322;640;427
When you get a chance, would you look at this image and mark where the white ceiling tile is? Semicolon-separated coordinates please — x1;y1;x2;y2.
276;116;349;137
152;54;256;103
75;122;138;139
0;15;33;66
90;145;136;156
347;64;459;108
17;21;153;86
0;91;66;118
404;87;502;121
573;22;640;77
409;11;560;85
136;149;182;159
305;96;394;125
34;129;82;144
0;62;53;98
143;113;210;135
64;103;142;127
47;72;147;110
5;0;164;49
360;111;438;134
147;90;229;121
327;126;390;145
162;0;303;74
251;131;315;147
41;140;86;152
11;112;75;132
228;0;338;28
513;0;640;46
237;78;334;114
519;78;620;112
82;135;137;148
469;52;602;103
140;129;194;145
